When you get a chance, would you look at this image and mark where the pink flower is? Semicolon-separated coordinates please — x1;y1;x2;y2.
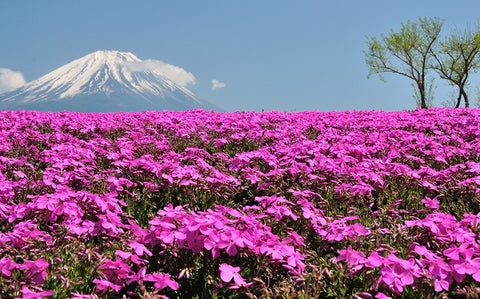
17;286;55;299
114;250;144;266
0;256;17;277
429;260;453;292
421;180;438;191
93;279;122;292
421;197;440;209
447;245;480;277
217;230;241;256
127;266;147;285
203;230;221;258
144;272;179;290
213;138;228;148
337;246;366;270
375;292;393;299
98;259;132;280
219;263;246;286
365;251;384;268
444;244;464;261
414;245;438;261
129;240;152;256
285;231;305;247
380;263;415;293
115;250;132;260
17;258;49;285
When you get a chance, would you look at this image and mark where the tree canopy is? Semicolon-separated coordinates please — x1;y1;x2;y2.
430;27;480;108
365;18;480;109
365;17;444;109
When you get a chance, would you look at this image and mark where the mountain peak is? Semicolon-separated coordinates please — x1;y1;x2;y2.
83;50;140;64
0;50;220;112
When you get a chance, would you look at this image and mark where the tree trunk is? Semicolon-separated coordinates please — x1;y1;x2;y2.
461;87;469;108
419;82;427;109
460;73;470;108
455;88;462;108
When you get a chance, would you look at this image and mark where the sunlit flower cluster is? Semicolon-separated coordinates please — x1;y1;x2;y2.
1;108;480;298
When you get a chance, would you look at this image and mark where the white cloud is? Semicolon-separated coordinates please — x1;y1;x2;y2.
0;68;26;94
212;79;226;90
123;59;196;88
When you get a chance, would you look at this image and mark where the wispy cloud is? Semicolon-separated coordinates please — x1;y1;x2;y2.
212;79;226;90
123;59;196;88
0;68;26;93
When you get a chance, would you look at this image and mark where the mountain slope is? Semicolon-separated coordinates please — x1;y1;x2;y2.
0;50;220;112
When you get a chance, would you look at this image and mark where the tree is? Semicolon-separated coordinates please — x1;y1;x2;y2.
365;17;444;109
430;27;480;108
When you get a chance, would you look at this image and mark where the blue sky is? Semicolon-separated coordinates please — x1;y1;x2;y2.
1;0;480;112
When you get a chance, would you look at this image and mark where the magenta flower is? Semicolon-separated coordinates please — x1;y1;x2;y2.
127;266;147;285
429;260;453;292
17;258;49;285
217;230;242;256
447;245;480;277
337;246;366;270
98;258;132;280
114;250;145;266
92;279;122;292
0;256;17;277
375;292;393;299
380;263;415;293
285;249;307;274
421;180;438;191
115;250;132;260
365;251;384;268
203;229;222;258
17;286;55;299
421;196;440;209
144;272;179;290
219;263;246;286
414;245;438;261
129;240;152;257
213;138;228;148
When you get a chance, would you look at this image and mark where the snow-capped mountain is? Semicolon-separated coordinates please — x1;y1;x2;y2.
0;50;220;112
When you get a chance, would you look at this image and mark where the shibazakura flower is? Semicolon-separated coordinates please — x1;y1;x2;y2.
16;258;50;285
375;292;393;299
336;246;366;271
380;263;415;293
144;273;179;291
219;263;246;287
421;197;440;209
18;286;55;299
92;279;122;292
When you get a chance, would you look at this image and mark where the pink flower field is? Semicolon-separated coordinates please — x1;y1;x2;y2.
1;108;480;298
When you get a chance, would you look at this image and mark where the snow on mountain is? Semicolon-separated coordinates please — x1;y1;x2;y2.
0;50;220;112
